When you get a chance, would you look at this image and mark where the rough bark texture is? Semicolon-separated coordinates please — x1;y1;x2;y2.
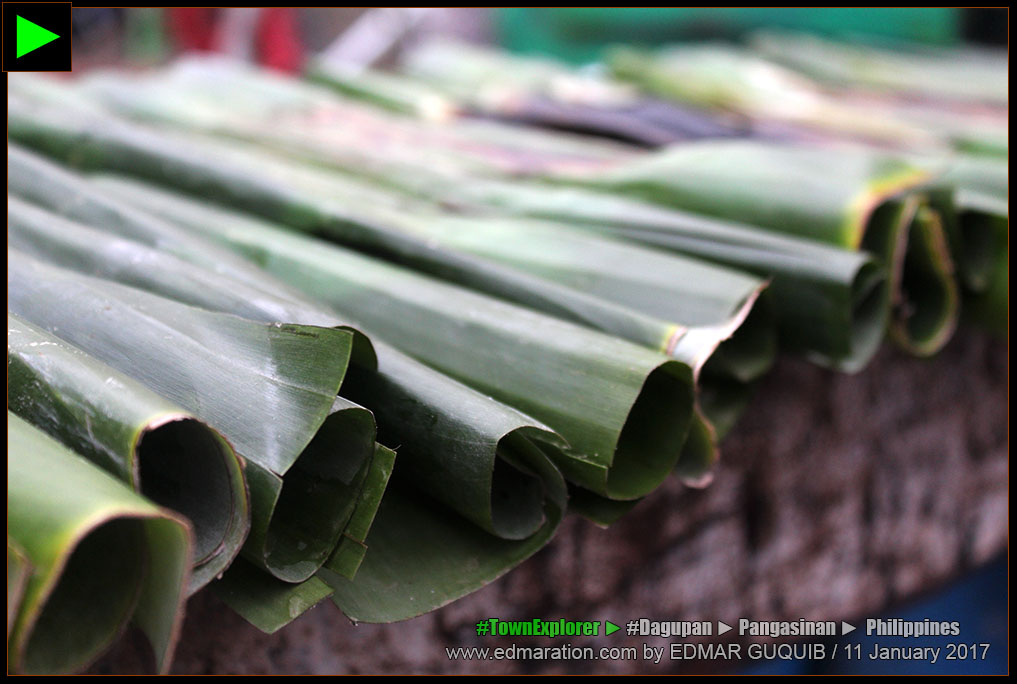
91;328;1008;674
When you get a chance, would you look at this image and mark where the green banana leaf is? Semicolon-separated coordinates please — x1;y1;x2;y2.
750;31;1009;106
606;45;944;149
9;153;578;624
7;144;375;368
401;38;582;106
953;191;1008;334
940;158;1008;304
6;187;559;544
7;245;572;625
6;140;273;290
214;444;395;632
23;97;733;453
942;156;1009;203
566;141;958;356
306;58;459;120
93;173;771;464
327;443;397;580
321;477;565;623
7;253;362;583
11;74;736;382
9;72;617;204
237;394;376;583
5;106;698;498
8;158;396;566
104;58;632;173
121;75;888;371
7;413;191;674
224;127;875;373
434;179;889;372
20;205;577;619
204;217;696;501
113;164;775;386
63;180;696;502
212;560;335;635
318;343;571;621
7;538;30;642
13;85;878;373
7;312;248;594
372;210;775;414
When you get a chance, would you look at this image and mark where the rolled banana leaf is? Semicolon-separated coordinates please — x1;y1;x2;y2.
306;59;460;121
13;68;624;187
940;157;1008;303
6;191;560;545
396;38;748;145
9;154;384;578
368;209;775;418
8;312;248;593
434;179;889;372
95;173;771;459
6;106;701;494
750;31;1009;107
246;357;568;624
7;253;363;583
7;141;270;290
76;165;696;499
606;45;948;150
7;144;379;369
952;191;1008;335
321;479;565;623
7;538;30;641
7;413;191;674
318;357;569;624
566;141;958;356
9;162;577;623
13;88;877;373
101;194;696;501
79;77;884;370
313;341;572;622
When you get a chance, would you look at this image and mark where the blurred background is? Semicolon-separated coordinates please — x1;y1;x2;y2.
70;8;1006;72
61;7;1007;675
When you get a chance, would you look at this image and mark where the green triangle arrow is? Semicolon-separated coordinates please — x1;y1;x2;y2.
604;620;620;636
17;16;61;58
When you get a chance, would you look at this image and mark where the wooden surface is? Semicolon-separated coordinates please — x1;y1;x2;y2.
92;328;1008;674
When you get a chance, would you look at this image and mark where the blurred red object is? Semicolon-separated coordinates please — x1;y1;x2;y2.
167;7;217;52
255;7;303;72
166;7;302;72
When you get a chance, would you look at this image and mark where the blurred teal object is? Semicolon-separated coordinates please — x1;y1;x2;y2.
497;8;960;63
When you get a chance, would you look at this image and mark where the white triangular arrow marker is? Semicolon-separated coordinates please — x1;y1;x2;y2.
842;621;856;635
718;621;733;635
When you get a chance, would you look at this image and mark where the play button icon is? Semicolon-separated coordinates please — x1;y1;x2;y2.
3;3;72;72
17;16;60;58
